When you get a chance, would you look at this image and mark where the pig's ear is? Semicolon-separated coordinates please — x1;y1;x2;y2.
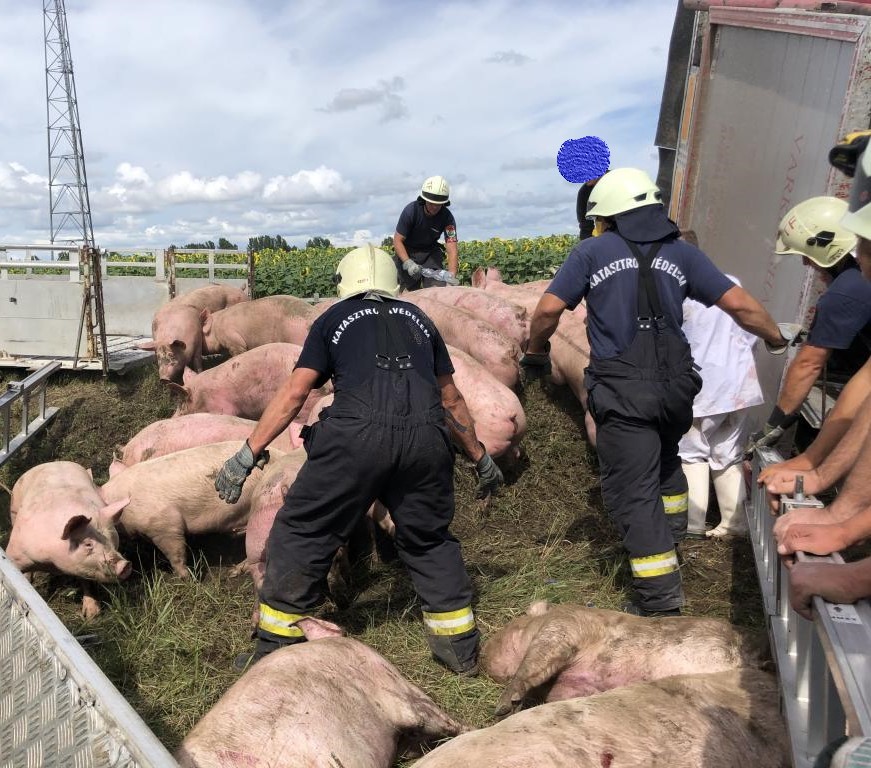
527;600;551;616
164;381;190;400
295;616;345;640
200;308;212;333
137;339;157;351
471;267;486;288
170;339;187;354
181;367;198;386
86;467;93;479
61;515;91;541
100;497;130;523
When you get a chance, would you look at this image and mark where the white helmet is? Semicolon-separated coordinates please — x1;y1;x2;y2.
842;144;871;241
775;196;856;268
335;244;400;299
419;175;451;206
585;168;662;219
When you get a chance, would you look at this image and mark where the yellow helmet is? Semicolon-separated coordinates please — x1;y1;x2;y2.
419;175;451;206
585;168;662;219
774;196;856;268
335;244;400;299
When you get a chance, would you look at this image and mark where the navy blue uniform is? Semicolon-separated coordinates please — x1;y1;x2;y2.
394;200;458;291
806;264;871;380
548;230;734;612
258;295;479;669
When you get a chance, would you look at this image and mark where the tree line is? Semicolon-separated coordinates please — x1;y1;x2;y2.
169;235;337;252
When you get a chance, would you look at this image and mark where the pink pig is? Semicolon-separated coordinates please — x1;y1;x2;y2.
166;342;331;421
139;284;248;383
175;637;466;768
100;442;280;578
109;413;304;476
200;295;315;357
481;601;764;718
6;461;132;618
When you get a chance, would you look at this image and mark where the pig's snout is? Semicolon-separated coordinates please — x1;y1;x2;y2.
115;559;132;580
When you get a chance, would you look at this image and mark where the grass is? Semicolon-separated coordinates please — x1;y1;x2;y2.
0;366;765;756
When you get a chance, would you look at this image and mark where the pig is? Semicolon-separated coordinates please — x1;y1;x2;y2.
401;294;521;388
410;286;529;346
6;461;132;619
139;284;248;382
99;442;282;578
411;669;789;768
109;413;305;476
447;346;526;459
481;601;764;717
175;637;467;768
200;294;315;357
166;342;331;421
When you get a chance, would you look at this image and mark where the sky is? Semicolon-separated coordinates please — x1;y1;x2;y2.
0;0;680;251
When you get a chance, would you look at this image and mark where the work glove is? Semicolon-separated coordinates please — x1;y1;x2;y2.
402;259;422;279
744;406;790;456
765;323;805;355
475;452;504;499
215;442;269;504
519;340;551;384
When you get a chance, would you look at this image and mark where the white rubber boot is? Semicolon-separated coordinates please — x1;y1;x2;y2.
708;463;749;538
682;462;710;537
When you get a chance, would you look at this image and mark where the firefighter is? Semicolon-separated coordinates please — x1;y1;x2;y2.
393;175;459;291
214;244;502;673
750;196;871;452
521;168;793;616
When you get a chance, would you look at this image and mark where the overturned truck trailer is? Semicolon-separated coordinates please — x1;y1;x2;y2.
656;1;871;766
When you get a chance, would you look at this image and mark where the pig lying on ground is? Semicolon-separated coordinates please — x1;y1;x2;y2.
481;601;764;717
411;669;788;768
409;286;529;346
139;284;248;383
201;294;315;357
100;442;280;578
401;294;521;388
167;342;331;421
176;637;466;768
447;346;526;459
109;413;304;476
7;461;132;618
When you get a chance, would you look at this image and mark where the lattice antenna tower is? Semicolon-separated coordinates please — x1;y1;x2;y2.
43;0;95;247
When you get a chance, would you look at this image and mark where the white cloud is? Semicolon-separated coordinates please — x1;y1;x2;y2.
0;0;678;247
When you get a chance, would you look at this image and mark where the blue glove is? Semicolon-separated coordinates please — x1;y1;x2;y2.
475;453;504;499
215;442;268;504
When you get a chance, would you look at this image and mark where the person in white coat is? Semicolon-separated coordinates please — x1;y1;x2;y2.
678;241;764;538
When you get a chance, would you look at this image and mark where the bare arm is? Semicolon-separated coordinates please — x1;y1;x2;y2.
445;239;459;276
714;285;785;347
775;344;831;415
527;292;568;354
438;373;486;462
247;367;321;456
393;232;411;264
789;558;871;620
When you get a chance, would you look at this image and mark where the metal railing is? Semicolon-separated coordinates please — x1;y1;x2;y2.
0;546;179;767
0;363;61;468
748;447;871;768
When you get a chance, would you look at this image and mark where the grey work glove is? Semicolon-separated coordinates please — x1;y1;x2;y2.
765;323;805;355
519;340;551;385
215;442;269;504
402;259;422;279
475;452;504;499
745;424;785;456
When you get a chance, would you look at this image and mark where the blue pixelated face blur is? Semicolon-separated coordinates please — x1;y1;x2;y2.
557;136;610;183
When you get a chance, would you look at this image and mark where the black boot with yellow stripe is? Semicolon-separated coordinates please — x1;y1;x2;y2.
422;605;480;676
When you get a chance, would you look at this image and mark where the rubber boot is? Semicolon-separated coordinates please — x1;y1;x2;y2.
708;463;749;538
425;629;480;676
682;461;710;538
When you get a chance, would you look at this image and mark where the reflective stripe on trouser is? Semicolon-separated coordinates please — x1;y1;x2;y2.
630;549;679;579
422;606;479;673
422;606;476;636
662;490;689;544
258;604;306;639
259;415;476;666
